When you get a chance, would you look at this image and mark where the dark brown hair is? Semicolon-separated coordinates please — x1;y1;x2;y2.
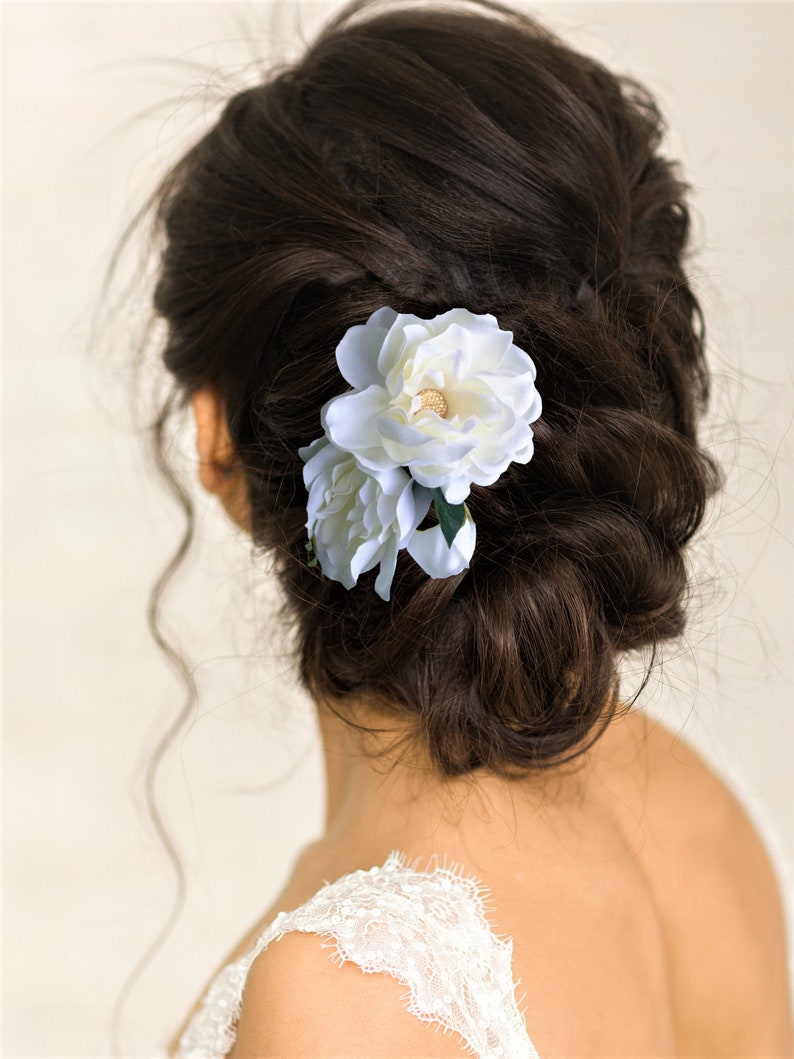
150;0;720;777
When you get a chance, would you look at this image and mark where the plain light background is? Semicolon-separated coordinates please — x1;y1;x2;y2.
3;2;792;1056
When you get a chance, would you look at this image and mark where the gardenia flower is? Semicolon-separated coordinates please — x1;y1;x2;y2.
321;307;542;505
300;437;477;601
300;437;422;601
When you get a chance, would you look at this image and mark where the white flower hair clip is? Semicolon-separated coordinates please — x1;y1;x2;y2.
299;307;542;601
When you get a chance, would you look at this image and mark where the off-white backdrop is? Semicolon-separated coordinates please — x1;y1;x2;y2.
3;2;792;1056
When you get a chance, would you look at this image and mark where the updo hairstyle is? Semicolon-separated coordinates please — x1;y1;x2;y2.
152;0;721;776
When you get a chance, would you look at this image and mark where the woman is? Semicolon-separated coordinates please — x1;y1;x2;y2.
146;1;792;1055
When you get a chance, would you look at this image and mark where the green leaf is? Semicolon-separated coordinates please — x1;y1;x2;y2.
431;488;466;548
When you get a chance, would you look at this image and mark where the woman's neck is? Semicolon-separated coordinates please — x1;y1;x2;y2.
312;697;604;869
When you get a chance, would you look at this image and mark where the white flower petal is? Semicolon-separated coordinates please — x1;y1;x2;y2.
300;435;336;481
446;382;505;422
349;536;382;581
498;340;538;377
374;538;399;601
407;512;476;580
432;307;496;335
378;411;478;467
526;387;543;423
476;367;539;417
336;323;392;390
381;321;432;394
366;306;399;330
322;386;396;471
406;482;433;536
435;475;473;505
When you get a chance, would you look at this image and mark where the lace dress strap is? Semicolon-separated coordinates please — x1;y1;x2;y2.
175;850;540;1059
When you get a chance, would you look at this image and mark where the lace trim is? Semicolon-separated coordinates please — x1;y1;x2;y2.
176;850;539;1059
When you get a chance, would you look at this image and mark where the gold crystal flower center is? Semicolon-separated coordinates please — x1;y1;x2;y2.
416;388;448;418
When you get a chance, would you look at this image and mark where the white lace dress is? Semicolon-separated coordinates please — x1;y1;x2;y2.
175;850;540;1059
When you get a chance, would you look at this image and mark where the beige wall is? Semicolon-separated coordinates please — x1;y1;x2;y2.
3;3;792;1055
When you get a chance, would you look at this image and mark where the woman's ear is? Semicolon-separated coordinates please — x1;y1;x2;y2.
190;386;251;531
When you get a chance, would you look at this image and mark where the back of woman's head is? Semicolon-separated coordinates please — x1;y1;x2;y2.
152;0;721;776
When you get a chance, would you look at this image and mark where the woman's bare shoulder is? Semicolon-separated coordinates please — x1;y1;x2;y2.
228;930;470;1058
598;709;793;1056
601;709;784;859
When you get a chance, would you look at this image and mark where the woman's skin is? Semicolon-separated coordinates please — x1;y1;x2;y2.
178;387;793;1058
